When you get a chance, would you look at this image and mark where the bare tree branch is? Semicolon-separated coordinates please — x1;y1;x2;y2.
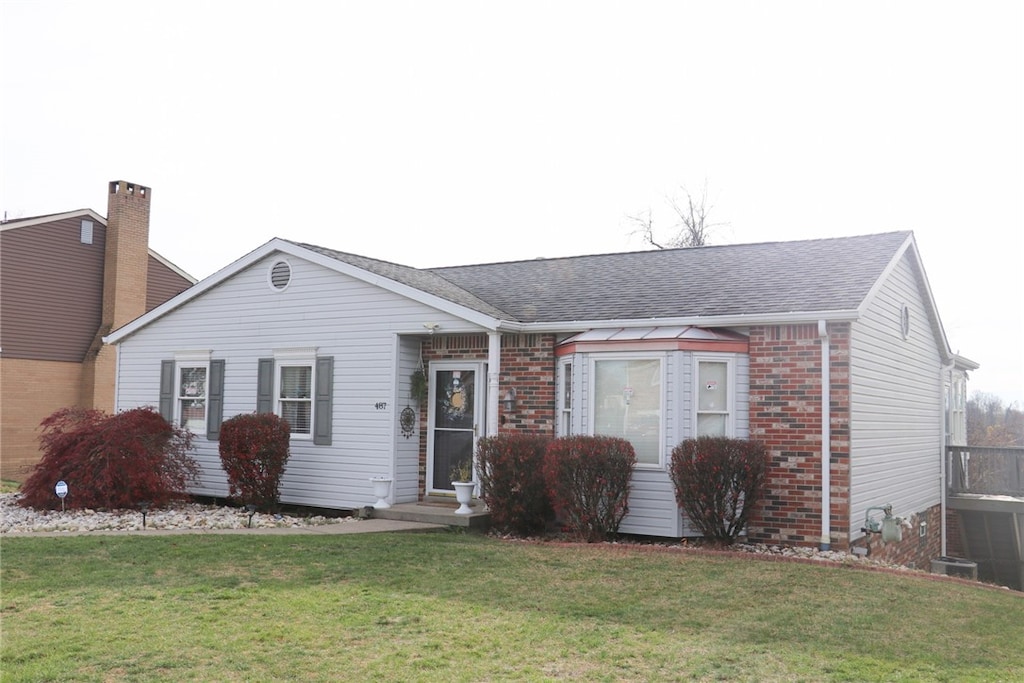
625;208;668;250
627;180;728;249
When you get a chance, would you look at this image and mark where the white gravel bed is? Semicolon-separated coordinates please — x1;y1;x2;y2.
0;493;350;534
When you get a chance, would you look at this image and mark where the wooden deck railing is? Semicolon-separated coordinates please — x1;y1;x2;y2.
947;445;1024;496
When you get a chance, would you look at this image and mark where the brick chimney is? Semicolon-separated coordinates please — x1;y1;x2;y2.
102;180;151;329
81;180;152;411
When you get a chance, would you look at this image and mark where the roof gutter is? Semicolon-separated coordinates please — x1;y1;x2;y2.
494;309;862;334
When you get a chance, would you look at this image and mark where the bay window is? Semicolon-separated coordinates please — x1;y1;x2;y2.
695;357;733;437
592;356;663;466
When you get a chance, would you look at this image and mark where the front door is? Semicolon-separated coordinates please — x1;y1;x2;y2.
427;363;484;493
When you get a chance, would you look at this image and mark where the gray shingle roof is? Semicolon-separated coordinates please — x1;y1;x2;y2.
290;241;513;319
294;232;912;324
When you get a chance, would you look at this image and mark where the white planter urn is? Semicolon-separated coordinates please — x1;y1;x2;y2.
369;477;392;509
451;481;475;515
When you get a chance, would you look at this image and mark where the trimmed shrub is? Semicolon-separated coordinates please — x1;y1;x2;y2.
218;413;292;510
669;436;769;545
543;435;636;542
476;432;553;536
19;406;197;510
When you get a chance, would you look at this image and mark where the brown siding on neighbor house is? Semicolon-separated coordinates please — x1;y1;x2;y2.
0;217;107;362
146;255;193;311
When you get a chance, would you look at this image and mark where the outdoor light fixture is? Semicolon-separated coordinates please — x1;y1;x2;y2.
423;322;440;335
139;501;150;529
502;387;517;412
246;504;257;528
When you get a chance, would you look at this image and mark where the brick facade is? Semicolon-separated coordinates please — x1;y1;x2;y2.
849;503;943;570
747;323;852;548
81;181;151;413
0;359;83;480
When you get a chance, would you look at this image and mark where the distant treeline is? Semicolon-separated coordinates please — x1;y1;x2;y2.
967;393;1024;447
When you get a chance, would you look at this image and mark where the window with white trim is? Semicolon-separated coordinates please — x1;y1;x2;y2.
257;351;333;444
173;351;211;433
272;349;316;438
278;363;313;435
558;359;573;436
591;356;663;466
695;357;733;437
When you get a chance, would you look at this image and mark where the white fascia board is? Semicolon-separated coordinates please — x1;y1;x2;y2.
503;310;862;334
105;238;502;345
0;209;105;231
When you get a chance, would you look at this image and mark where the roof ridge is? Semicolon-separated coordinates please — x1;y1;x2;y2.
429;230;913;270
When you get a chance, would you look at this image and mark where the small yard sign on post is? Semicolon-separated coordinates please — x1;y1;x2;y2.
55;480;69;512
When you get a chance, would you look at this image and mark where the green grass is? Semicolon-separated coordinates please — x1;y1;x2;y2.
2;532;1021;682
0;480;20;494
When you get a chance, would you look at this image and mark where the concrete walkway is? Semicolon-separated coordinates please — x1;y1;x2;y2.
1;518;447;539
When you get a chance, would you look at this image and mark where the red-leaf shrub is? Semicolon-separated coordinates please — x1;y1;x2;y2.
476;433;553;536
543;435;636;542
19;406;197;510
218;413;292;510
669;436;769;545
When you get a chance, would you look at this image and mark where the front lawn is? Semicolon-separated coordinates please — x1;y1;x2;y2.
2;532;1021;681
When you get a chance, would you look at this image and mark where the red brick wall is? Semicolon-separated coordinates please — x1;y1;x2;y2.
498;333;557;435
850;504;943;570
747;323;852;548
945;509;965;557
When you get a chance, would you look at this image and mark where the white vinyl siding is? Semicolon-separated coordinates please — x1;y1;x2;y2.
393;335;423;503
114;255;479;509
849;252;943;538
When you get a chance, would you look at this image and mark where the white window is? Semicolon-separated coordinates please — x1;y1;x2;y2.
174;351;211;433
591;356;663;466
277;363;313;436
695;357;733;437
558;359;573;436
272;348;317;438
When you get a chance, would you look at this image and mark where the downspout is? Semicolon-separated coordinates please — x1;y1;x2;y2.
818;320;831;551
486;332;501;437
940;361;954;558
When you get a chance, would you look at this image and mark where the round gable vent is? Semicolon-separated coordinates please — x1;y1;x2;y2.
269;260;292;291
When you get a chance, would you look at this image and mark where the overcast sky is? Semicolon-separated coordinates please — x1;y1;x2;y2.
2;1;1022;406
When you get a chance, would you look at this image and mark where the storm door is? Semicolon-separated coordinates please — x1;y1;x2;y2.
427;363;484;493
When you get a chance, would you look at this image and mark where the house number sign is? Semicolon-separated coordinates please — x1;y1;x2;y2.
55;480;69;511
375;402;388;410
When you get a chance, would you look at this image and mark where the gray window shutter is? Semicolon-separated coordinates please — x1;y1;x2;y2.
159;360;175;422
314;356;334;445
206;359;225;440
257;358;274;413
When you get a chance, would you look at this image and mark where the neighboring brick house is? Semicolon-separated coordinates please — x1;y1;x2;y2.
105;231;973;568
0;181;195;480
